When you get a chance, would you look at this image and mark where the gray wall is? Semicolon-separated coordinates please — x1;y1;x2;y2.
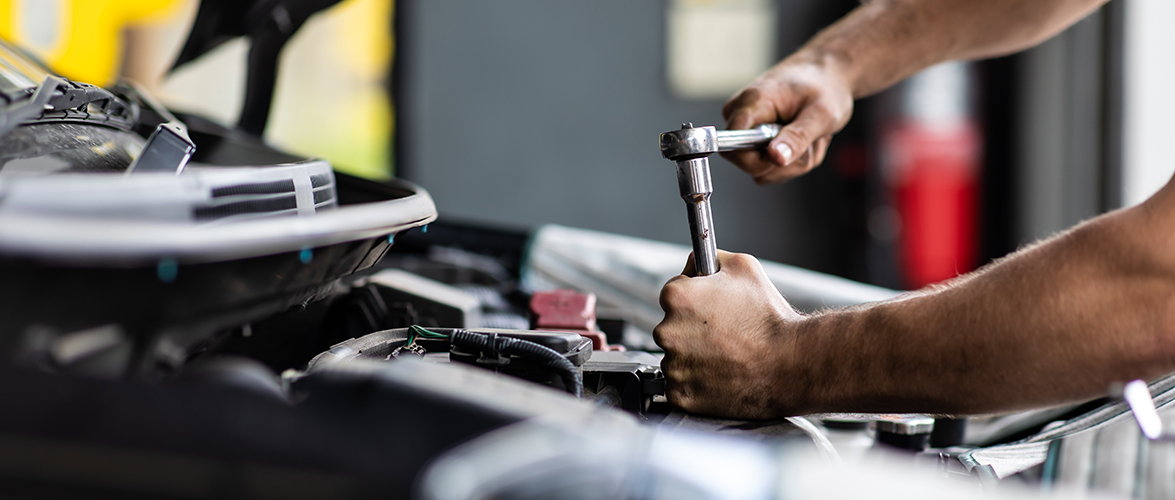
1015;6;1122;244
398;0;852;267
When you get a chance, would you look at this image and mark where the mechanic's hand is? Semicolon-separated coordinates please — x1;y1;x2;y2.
720;56;854;185
654;251;809;419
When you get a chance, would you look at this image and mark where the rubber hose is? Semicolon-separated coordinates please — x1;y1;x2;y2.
450;330;582;397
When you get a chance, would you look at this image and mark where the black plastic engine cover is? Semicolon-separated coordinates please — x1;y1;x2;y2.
0;355;617;499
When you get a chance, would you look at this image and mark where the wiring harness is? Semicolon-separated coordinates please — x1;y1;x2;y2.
394;326;583;397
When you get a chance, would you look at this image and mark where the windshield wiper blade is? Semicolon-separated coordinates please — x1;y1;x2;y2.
0;75;136;139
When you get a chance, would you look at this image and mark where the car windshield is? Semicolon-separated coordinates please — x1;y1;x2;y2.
0;39;49;98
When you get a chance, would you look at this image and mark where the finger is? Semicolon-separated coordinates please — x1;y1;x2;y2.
767;101;840;169
722;88;793;178
722;87;781;128
793;144;816;178
681;252;696;277
811;135;832;167
719;149;777;179
787;137;831;177
721;109;787;178
728;106;836;184
725;104;776;132
751;147;811;185
751;167;793;186
751;140;823;185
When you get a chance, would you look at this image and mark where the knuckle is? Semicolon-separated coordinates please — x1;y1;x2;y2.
781;127;811;149
661;358;680;381
834;96;855;123
737;87;765;105
652;325;673;350
721;99;741;120
808;99;837;119
729;253;758;270
806;99;852;135
659;282;675;304
660;280;689;307
666;387;694;411
723;88;764;119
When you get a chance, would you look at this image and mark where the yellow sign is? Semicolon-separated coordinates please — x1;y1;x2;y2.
0;0;184;86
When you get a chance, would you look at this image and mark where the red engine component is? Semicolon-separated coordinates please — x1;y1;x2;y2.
529;289;621;351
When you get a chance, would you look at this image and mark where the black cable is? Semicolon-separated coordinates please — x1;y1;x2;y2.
450;329;582;397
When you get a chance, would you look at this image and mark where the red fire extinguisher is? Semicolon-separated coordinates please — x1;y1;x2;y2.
880;62;982;289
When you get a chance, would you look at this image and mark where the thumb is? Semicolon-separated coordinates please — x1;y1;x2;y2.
768;102;840;167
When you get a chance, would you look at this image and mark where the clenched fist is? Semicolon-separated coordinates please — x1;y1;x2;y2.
654;251;815;419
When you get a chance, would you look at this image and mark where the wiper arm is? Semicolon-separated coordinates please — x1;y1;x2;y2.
0;75;137;139
0;75;65;139
120;80;197;175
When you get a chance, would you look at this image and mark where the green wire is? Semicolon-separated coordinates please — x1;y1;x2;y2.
406;325;449;346
411;325;449;338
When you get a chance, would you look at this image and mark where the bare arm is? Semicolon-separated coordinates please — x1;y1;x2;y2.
656;178;1175;417
813;0;1105;97
723;0;1108;184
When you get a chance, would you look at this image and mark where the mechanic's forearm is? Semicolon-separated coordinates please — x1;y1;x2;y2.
795;195;1175;415
793;0;1107;98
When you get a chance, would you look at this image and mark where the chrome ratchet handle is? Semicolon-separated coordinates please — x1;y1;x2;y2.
715;123;782;152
